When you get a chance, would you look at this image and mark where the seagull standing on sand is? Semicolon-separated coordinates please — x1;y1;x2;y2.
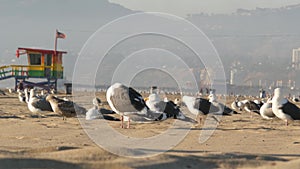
106;83;164;128
272;88;300;125
259;98;275;120
182;95;222;125
46;95;86;120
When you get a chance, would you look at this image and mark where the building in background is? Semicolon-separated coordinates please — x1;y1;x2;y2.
292;48;300;70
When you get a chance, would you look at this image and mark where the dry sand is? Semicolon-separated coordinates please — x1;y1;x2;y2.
0;91;300;169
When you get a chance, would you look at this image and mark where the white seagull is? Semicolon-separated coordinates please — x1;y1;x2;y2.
17;89;26;103
259;98;275;120
86;97;119;121
272;88;300;125
86;98;102;120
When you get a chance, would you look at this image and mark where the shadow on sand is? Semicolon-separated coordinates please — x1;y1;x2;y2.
131;153;290;169
0;158;81;169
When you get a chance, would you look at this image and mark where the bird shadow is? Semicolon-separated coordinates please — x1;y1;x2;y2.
0;115;23;119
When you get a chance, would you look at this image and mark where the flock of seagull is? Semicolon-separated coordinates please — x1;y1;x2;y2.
17;88;86;120
12;82;300;128
229;88;300;126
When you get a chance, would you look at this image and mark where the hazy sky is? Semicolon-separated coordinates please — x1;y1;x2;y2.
109;0;300;16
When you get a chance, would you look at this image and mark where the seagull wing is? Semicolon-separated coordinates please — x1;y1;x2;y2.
57;101;76;114
280;101;300;120
129;87;147;111
31;97;53;112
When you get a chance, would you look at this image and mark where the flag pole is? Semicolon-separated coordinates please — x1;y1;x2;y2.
54;29;58;56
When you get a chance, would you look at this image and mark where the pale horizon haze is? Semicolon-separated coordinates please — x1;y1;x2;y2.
109;0;300;16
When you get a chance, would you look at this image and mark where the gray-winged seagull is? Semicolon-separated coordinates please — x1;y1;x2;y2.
106;83;164;128
272;88;300;125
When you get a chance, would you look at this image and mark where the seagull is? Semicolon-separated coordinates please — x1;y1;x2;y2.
272;88;300;125
231;98;242;111
86;97;119;121
17;89;26;103
46;95;86;120
253;99;264;108
86;98;102;120
239;99;261;116
182;95;222;125
146;90;185;119
259;98;275;120
106;83;164;128
208;93;238;115
156;100;185;119
27;88;53;116
145;92;161;112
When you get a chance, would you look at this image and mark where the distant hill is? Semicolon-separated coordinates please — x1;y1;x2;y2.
1;1;300;88
187;4;300;86
187;4;300;59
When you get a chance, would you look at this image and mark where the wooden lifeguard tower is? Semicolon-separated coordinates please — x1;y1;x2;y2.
13;47;67;90
0;30;67;91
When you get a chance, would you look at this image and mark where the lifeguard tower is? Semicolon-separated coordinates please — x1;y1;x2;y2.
0;48;67;91
0;30;67;91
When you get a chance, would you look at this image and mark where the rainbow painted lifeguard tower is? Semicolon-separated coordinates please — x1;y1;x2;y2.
0;30;67;91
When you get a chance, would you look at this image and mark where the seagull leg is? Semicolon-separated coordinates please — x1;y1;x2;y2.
127;117;130;129
120;115;124;128
194;114;201;126
286;120;289;126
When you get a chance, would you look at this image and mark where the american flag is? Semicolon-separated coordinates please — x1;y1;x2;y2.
56;30;66;39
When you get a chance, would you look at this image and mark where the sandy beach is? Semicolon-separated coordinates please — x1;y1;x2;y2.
0;91;300;169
